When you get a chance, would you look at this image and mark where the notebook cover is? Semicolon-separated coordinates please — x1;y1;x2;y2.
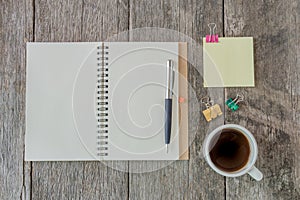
178;43;189;160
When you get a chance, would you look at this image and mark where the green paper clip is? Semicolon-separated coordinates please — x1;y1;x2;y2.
226;94;244;111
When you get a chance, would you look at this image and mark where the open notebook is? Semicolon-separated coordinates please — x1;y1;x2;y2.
25;42;188;161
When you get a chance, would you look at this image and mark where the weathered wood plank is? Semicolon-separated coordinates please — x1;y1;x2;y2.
82;0;129;41
128;0;225;199
224;0;300;199
31;0;129;199
179;0;225;199
2;0;299;199
128;1;189;199
24;0;34;199
80;0;129;199
0;0;31;199
31;0;85;199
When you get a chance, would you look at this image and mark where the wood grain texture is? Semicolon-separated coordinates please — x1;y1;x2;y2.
224;0;300;199
82;0;129;41
179;1;225;199
128;1;189;199
30;1;86;198
128;0;226;199
24;1;34;200
0;0;299;199
0;0;32;199
81;0;129;199
30;0;129;199
31;0;85;199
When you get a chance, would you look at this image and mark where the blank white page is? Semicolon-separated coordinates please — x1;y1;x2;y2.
26;43;99;160
26;42;180;161
105;42;180;160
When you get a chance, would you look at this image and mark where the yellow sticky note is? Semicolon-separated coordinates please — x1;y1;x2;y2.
203;37;255;87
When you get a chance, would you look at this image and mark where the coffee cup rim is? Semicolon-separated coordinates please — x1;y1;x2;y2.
203;124;258;177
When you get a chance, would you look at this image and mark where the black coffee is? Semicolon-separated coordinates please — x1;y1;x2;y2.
209;129;250;172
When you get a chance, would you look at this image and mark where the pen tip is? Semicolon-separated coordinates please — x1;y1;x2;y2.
166;144;168;153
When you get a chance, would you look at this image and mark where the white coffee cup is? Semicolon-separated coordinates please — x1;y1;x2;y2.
203;124;263;181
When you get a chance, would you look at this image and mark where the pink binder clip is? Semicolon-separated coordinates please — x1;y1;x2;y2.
206;23;218;43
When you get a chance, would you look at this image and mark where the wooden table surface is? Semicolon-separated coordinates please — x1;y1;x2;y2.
1;0;300;199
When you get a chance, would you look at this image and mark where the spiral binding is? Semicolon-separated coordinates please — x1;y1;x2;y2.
96;43;109;157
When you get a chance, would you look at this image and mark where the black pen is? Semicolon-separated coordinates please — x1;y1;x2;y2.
165;59;174;153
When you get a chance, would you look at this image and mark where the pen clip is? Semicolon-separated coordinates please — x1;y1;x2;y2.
166;60;175;98
171;64;175;94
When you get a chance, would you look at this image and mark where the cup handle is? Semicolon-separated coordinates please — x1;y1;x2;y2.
248;166;263;181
